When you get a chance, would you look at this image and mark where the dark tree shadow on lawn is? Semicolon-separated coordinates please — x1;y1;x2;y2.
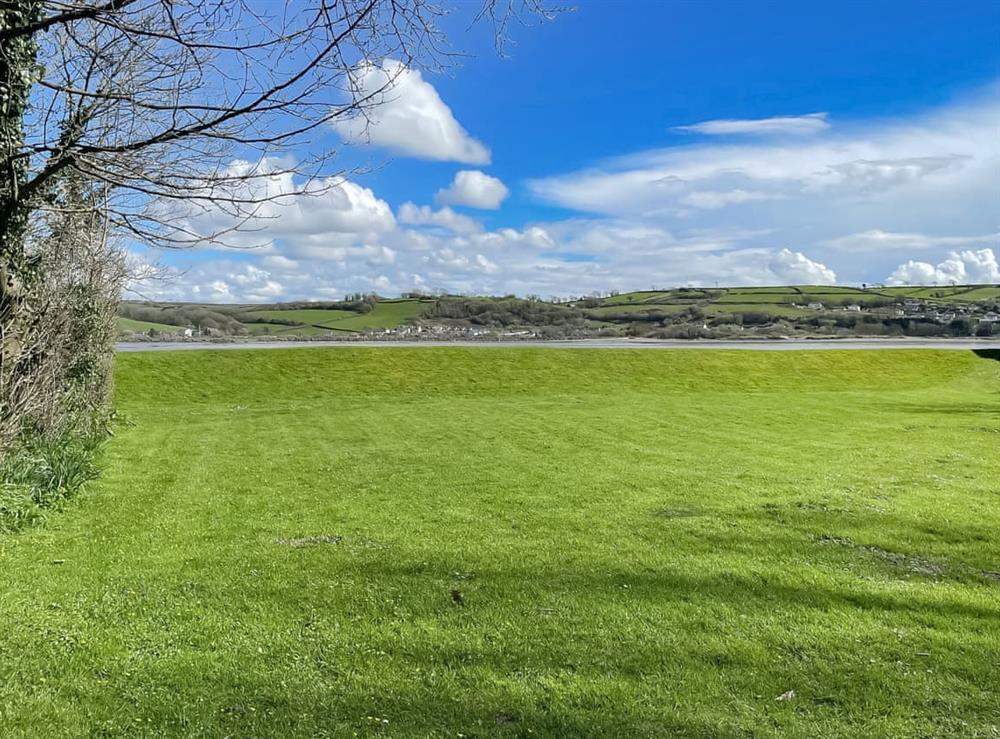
972;349;1000;363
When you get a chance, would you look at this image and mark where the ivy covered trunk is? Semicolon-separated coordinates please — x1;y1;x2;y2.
0;1;41;453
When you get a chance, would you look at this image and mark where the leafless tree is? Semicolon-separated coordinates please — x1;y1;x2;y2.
3;1;455;253
0;0;551;454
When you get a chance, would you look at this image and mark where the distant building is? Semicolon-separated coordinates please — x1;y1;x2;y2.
807;302;824;310
180;327;194;338
982;312;1000;323
845;304;861;312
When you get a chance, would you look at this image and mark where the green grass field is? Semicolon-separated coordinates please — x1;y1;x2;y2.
118;316;183;334
326;300;431;330
2;348;999;737
235;300;431;335
714;292;799;304
946;287;1000;303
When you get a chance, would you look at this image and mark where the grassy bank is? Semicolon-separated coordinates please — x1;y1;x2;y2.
1;348;999;737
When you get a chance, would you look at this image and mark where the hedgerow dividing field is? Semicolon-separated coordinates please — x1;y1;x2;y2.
1;348;998;737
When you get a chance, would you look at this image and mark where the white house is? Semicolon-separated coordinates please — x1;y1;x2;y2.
981;312;1000;323
180;327;194;338
807;302;824;310
845;304;861;312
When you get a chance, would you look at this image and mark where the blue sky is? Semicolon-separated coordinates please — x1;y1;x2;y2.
140;0;1000;302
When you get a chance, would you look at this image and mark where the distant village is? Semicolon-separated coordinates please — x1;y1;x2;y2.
805;298;999;325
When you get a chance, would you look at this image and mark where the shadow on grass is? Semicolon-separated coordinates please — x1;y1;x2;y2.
973;349;1000;363
10;526;999;738
94;558;999;737
889;401;1000;416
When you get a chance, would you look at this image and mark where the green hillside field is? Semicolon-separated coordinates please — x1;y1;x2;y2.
119;299;433;338
117;316;182;334
596;285;1000;313
2;347;998;737
234;300;432;334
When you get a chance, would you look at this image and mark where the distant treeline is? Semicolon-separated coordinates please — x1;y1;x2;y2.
238;294;379;316
427;298;587;328
119;303;247;334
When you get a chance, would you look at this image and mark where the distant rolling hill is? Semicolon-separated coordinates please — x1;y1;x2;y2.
118;285;1000;340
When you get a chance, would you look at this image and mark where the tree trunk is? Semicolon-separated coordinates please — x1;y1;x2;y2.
0;2;41;450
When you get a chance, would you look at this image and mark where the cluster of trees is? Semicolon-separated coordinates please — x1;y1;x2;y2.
119;303;247;335
428;298;586;328
582;303;999;339
423;296;998;339
585;308;673;323
237;294;382;318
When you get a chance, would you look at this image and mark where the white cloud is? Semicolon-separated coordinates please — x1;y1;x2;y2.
261;255;299;271
820;156;968;192
436;170;509;209
527;88;1000;287
397;202;483;234
425;248;499;275
887;249;1000;285
332;59;489;164
823;230;1000;252
487;226;555;249
674;113;830;136
132;222;839;303
768;248;836;284
679;189;784;210
142;85;1000;300
175;162;395;249
288;242;397;265
131;260;289;303
529;93;999;231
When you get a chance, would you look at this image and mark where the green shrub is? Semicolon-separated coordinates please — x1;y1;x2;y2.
0;433;102;533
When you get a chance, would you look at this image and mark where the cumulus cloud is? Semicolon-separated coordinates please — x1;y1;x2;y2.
175;162;395;250
142;85;999;300
261;255;299;271
887;249;1000;285
397;202;483;234
425;248;499;275
132;223;839;302
436;170;509;209
332;60;489;164
768;248;836;284
674;112;830;136
288;242;397;265
130;260;289;303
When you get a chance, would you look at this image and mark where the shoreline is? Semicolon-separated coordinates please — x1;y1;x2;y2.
117;337;1000;352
